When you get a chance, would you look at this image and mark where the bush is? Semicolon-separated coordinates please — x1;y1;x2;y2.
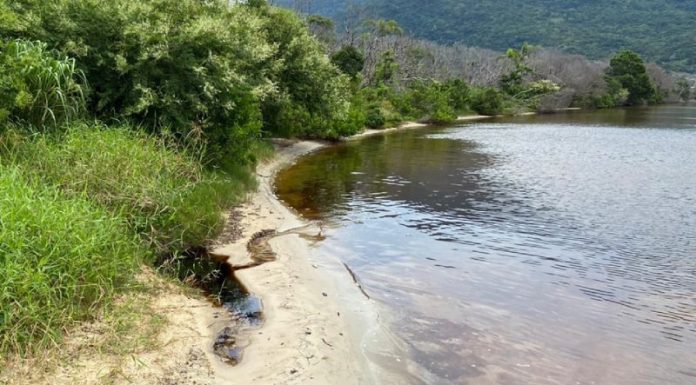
6;1;365;147
606;50;657;106
13;0;271;165
470;88;504;115
254;5;362;139
443;79;471;112
331;45;365;79
0;39;85;128
13;124;253;253
402;81;456;124
365;104;386;129
0;165;144;353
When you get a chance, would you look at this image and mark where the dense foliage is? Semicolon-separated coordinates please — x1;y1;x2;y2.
606;50;658;106
291;0;696;73
3;0;361;164
253;5;361;139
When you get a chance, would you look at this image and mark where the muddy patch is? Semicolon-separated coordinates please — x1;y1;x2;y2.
159;223;327;366
159;248;264;366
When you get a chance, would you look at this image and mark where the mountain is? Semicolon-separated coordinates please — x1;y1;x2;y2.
278;0;696;73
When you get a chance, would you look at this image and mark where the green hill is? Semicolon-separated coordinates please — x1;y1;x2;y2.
284;0;696;73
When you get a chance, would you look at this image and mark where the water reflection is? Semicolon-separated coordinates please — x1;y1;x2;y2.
275;106;696;385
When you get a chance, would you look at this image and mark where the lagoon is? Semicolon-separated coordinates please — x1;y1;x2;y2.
276;107;696;385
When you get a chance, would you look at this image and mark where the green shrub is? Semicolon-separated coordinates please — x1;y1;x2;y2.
13;124;253;253
254;5;362;139
443;79;471;112
7;0;363;150
12;0;272;165
331;45;365;79
470;87;504;115
402;81;456;124
0;39;85;128
365;104;386;129
0;165;144;354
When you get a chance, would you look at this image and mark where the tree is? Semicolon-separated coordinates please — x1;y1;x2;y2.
373;50;399;86
675;77;691;102
331;45;365;79
500;43;534;96
606;50;657;106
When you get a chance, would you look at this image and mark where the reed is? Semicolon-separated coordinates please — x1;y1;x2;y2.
0;40;86;128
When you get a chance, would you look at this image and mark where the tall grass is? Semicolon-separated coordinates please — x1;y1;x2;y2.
13;124;255;254
0;40;86;128
0;123;258;355
0;166;144;354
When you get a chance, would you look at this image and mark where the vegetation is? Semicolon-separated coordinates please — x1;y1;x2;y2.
0;165;144;354
290;0;696;73
12;125;252;254
0;0;358;357
0;40;85;128
606;50;658;106
675;78;692;102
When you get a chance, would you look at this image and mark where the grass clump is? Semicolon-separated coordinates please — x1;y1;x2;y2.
0;39;86;128
13;124;255;254
0;165;144;354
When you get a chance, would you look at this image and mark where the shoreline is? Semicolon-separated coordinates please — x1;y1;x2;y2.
351;114;493;140
206;115;495;384
210;141;404;384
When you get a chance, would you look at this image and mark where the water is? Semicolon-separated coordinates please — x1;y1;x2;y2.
275;106;696;385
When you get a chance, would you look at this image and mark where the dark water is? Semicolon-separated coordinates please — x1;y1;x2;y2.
275;106;696;385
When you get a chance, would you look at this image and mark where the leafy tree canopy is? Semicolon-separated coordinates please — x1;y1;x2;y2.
331;45;365;79
606;50;657;106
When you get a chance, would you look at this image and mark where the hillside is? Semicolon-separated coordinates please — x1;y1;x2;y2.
280;0;696;73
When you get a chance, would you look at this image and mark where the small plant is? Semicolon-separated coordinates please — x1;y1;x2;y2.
470;88;504;116
365;104;386;129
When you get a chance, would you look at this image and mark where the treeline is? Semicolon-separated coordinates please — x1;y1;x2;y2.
0;0;361;356
280;0;696;74
307;14;683;128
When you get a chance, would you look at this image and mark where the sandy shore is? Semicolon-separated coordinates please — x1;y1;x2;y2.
206;116;497;384
209;140;414;385
351;115;492;140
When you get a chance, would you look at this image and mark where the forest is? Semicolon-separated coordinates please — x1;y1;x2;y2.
0;0;687;363
277;0;696;74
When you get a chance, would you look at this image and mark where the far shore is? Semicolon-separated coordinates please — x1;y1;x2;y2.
351;108;584;140
348;114;493;140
